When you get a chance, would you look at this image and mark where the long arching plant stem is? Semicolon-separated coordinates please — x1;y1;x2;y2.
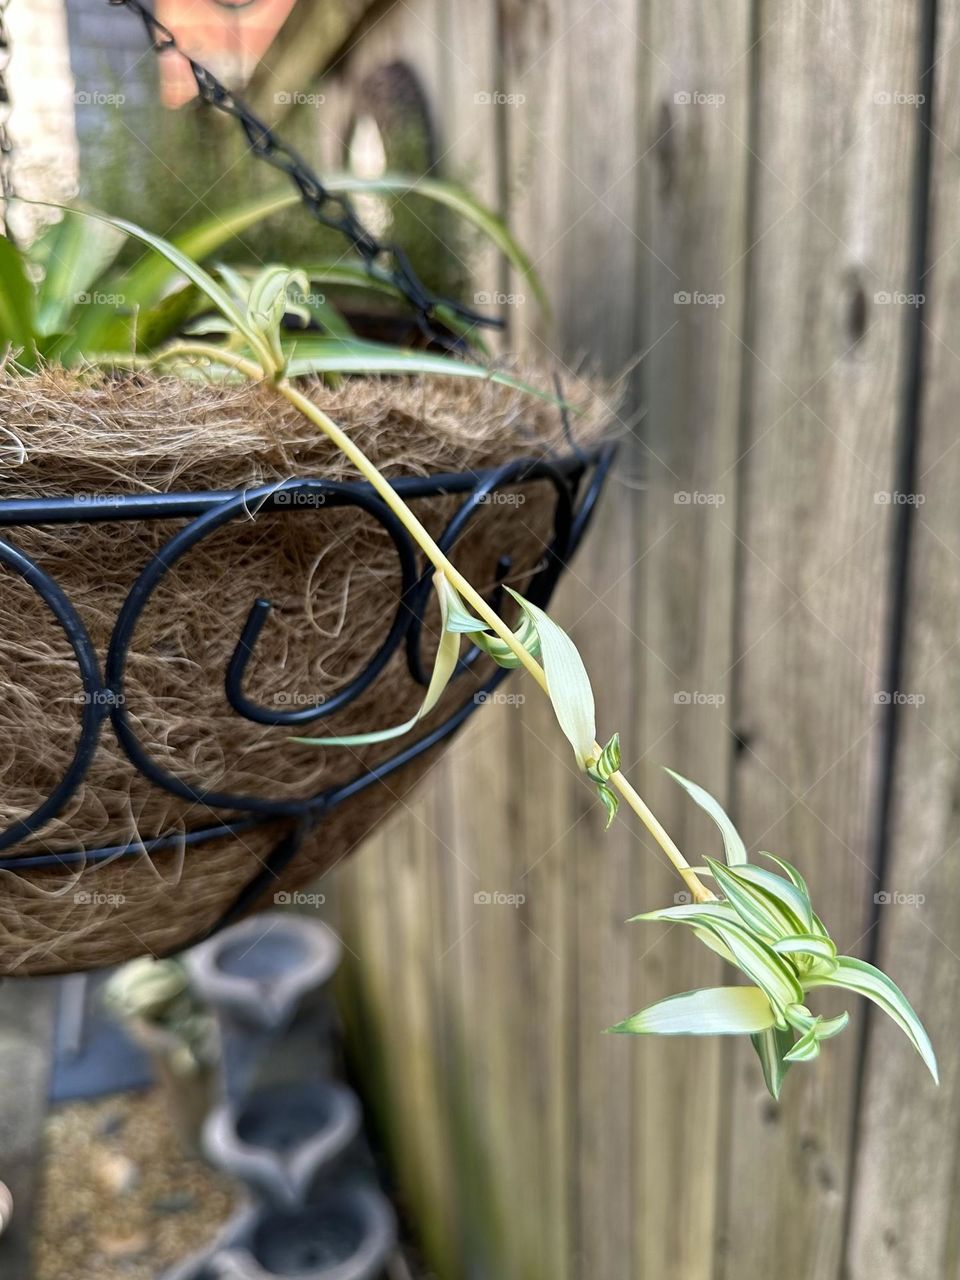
155;342;714;904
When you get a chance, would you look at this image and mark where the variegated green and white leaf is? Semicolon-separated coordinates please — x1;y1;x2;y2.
638;906;803;1019
608;986;776;1037
760;852;812;907
805;956;938;1083
591;733;622;780
471;616;542;668
694;925;737;966
771;934;838;971
293;572;462;748
722;862;815;934
505;588;596;768
784;1022;822;1063
596;782;619;830
664;769;748;866
816;1010;849;1040
442;598;543;670
694;918;804;1022
751;1026;794;1100
706;858;803;942
629;902;740;928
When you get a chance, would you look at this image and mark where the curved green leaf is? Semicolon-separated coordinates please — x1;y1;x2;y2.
29;201;267;367
107;189;297;314
609;986;776;1036
0;235;37;364
505;588;596;768
696;917;804;1020
31;210;126;338
75;173;539;352
771;934;837;965
805;955;938;1083
707;858;801;941
760;851;812;905
328;173;548;314
282;335;558;402
751;1026;794;1099
722;863;815;934
664;769;747;865
784;1023;822;1063
629;902;740;927
292;573;463;748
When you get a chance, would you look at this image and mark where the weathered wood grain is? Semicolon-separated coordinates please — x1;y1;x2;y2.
501;4;643;1276
323;5;510;1278
284;2;953;1277
718;4;923;1277
629;4;750;1277
844;4;959;1275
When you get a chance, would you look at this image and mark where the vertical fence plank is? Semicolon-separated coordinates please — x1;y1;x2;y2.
719;4;923;1278
318;4;935;1279
845;5;958;1275
631;5;750;1277
327;7;478;1278
502;4;644;1275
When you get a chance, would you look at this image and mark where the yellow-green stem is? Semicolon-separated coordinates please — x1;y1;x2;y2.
157;343;713;902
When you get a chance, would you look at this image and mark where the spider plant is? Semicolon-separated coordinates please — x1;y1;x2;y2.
0;174;541;369
1;205;937;1100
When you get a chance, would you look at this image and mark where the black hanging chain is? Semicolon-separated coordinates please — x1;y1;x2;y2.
0;0;14;238
108;0;503;340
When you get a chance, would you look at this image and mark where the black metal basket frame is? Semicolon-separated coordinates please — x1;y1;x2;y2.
0;444;613;930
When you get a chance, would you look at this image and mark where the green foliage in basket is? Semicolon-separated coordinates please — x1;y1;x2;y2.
0;174;540;369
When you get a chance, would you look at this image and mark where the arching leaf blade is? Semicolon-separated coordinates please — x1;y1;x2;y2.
805;956;938;1084
609;986;776;1037
664;769;747;865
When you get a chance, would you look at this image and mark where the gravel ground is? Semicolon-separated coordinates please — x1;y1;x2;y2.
34;1089;236;1280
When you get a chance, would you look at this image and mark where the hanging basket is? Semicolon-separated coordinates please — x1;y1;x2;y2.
0;368;611;975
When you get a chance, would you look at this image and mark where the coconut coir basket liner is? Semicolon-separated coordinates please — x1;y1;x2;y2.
0;367;608;975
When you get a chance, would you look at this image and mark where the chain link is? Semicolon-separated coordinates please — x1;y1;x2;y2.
109;0;502;340
0;0;14;237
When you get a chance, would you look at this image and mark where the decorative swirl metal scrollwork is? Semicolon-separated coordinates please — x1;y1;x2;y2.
0;445;615;929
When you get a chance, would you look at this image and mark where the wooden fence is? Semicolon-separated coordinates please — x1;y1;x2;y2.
259;2;957;1277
